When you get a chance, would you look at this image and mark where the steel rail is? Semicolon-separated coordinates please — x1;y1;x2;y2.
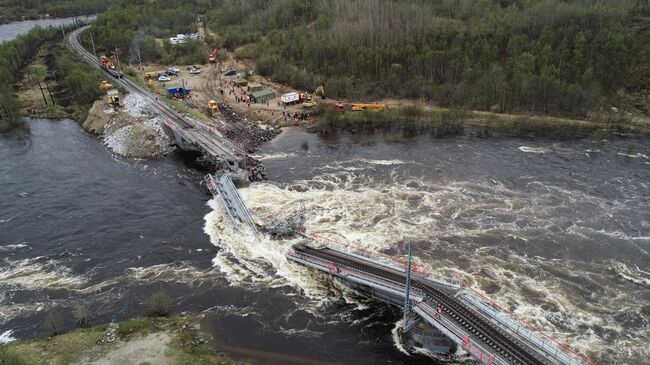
295;246;548;365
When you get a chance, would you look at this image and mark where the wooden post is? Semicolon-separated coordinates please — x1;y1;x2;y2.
44;80;55;105
38;82;48;106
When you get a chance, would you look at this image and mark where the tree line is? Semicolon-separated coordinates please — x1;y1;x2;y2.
0;26;55;126
0;25;103;132
86;0;208;66
204;0;649;117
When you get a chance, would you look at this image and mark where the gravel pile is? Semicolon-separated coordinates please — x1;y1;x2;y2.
102;94;173;158
217;102;278;152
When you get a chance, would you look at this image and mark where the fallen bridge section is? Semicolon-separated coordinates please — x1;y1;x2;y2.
204;174;259;240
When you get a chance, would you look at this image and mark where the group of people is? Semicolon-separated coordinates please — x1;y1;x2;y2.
281;110;308;122
220;78;310;122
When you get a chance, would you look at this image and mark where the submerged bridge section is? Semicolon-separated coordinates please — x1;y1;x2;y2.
69;25;247;172
195;174;596;365
287;244;596;365
204;174;259;240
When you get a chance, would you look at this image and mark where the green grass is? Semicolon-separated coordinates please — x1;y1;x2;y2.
311;105;468;138
2;315;242;365
3;324;107;364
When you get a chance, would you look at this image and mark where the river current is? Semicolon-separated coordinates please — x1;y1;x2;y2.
1;119;650;364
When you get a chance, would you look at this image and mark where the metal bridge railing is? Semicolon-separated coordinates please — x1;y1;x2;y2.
413;302;506;365
461;292;595;365
301;232;432;277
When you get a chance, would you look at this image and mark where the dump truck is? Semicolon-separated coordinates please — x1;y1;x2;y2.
208;48;218;63
281;92;300;105
207;100;219;115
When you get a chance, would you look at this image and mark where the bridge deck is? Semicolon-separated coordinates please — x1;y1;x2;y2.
289;245;592;365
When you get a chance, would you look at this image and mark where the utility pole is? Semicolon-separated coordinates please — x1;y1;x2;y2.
402;241;413;331
114;45;122;82
44;80;55;105
38;82;49;106
26;67;33;87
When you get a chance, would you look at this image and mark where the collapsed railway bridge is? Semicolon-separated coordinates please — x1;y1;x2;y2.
69;25;251;175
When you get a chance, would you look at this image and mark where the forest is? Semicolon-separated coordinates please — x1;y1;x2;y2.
85;0;208;66
0;26;54;128
0;25;102;131
56;0;650;117
203;0;650;117
0;0;110;24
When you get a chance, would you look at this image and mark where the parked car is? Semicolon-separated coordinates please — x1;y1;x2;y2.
189;68;201;74
167;67;179;76
186;65;199;70
158;74;171;82
223;69;237;76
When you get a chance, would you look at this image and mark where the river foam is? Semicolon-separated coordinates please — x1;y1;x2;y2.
202;162;650;363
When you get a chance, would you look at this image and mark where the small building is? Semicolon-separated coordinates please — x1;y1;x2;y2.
247;82;264;92
233;79;248;87
249;89;275;104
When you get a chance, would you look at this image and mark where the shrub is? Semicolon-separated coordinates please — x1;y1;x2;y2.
44;310;64;337
147;291;170;317
73;303;90;328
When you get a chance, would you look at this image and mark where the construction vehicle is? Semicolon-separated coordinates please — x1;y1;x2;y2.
207;100;219;115
299;85;325;109
106;89;120;108
144;70;166;80
99;56;123;78
208;48;218;63
98;80;113;91
350;103;389;112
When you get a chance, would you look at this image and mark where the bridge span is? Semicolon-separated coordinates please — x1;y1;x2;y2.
287;242;596;365
196;174;596;365
68;25;248;172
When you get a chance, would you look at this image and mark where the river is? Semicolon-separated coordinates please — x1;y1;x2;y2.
2;117;649;364
0;15;95;43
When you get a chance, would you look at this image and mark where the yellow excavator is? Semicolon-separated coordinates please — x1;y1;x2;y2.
98;80;113;91
106;89;120;109
301;85;325;109
207;100;219;115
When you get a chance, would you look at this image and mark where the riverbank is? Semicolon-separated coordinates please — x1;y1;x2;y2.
309;104;650;139
0;314;243;365
14;41;102;123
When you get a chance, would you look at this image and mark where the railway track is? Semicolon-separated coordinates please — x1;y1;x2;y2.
69;26;193;129
69;25;248;159
295;245;548;365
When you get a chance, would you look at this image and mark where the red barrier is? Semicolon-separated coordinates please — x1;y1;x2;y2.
302;231;431;276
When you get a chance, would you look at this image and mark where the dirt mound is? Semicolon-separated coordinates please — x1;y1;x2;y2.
81;100;115;134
